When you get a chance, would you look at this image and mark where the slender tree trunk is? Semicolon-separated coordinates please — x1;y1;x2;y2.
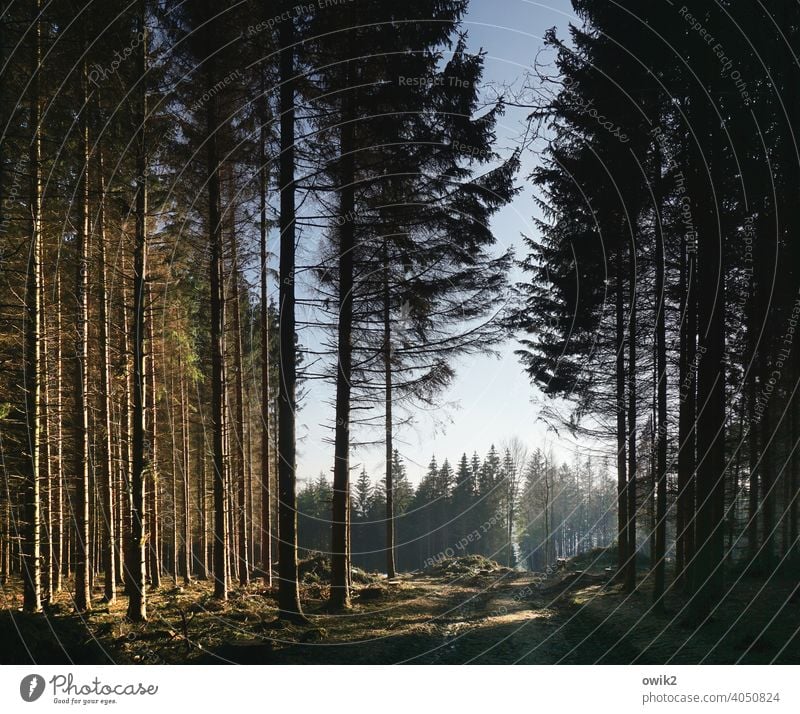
625;238;637;593
258;71;272;587
205;18;228;600
246;402;254;575
383;240;396;578
683;229;698;591
119;249;132;588
74;48;91;614
760;399;776;571
690;78;726;618
615;242;629;582
146;293;160;588
54;268;64;593
277;12;304;619
198;403;208;579
170;365;179;584
97;148;116;603
653;174;668;609
22;0;43;613
229;210;249;586
180;357;191;584
676;223;694;587
126;0;148;622
330;81;356;610
42;289;52;604
791;382;800;563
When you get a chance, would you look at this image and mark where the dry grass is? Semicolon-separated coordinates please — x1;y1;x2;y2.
1;556;798;664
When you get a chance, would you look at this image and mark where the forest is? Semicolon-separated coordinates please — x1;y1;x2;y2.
0;0;798;665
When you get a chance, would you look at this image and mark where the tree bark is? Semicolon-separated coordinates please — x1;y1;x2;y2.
22;0;43;613
229;205;249;586
180;355;191;584
146;289;160;588
206;19;228;600
97;147;116;603
653;167;668;609
126;0;148;622
690;71;726;618
615;243;628;583
277;11;304;619
54;268;64;593
330;80;356;610
74;46;91;614
625;236;637;594
383;239;396;578
259;70;273;587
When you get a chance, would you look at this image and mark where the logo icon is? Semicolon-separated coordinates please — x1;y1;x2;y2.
20;674;45;703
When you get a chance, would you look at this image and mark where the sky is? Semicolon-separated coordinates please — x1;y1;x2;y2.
293;0;587;486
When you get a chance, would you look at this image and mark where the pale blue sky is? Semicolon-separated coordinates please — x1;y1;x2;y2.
294;0;585;485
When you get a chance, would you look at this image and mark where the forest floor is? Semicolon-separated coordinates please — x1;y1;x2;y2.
2;552;798;665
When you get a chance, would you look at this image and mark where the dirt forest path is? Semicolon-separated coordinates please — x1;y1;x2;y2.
201;569;621;665
203;563;798;665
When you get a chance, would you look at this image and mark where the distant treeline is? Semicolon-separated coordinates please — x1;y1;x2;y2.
297;445;617;573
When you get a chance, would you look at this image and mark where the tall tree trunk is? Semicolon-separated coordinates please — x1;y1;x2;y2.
276;11;304;619
170;365;179;584
246;401;254;575
119;248;132;588
54;268;64;593
676;219;697;588
126;0;148;622
205;16;228;601
615;244;628;583
791;381;799;563
74;45;91;614
258;70;272;587
42;285;52;604
653;171;668;610
759;399;776;571
97;148;116;603
197;399;208;579
683;228;698;591
330;81;356;611
625;237;637;593
786;0;800;566
690;74;726;618
229;207;249;586
22;0;43;613
383;240;396;578
146;292;160;588
180;356;191;584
